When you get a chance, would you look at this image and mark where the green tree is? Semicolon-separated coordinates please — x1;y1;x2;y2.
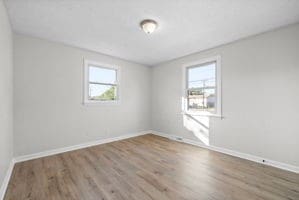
98;86;115;100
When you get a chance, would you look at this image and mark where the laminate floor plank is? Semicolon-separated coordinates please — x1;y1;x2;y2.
4;134;299;200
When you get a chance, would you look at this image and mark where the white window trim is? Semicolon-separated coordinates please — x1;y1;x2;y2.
182;56;222;118
83;59;121;105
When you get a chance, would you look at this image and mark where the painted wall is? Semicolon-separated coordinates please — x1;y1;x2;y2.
0;0;13;191
13;34;151;156
151;23;299;167
12;20;299;168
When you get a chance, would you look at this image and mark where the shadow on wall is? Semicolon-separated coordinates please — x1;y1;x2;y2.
183;114;210;145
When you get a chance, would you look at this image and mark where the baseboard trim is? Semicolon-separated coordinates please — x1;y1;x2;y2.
151;130;299;174
0;159;15;200
14;130;150;163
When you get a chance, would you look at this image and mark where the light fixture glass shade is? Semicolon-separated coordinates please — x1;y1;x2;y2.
140;19;158;34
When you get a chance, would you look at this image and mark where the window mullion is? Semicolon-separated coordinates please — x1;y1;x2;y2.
89;81;117;86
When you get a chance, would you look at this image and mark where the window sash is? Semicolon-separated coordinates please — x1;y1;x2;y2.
88;72;119;101
186;87;217;112
88;81;117;86
186;62;217;113
88;83;118;101
183;56;221;116
84;59;120;104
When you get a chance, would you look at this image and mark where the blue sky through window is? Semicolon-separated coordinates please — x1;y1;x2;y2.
89;66;117;97
188;62;216;89
89;66;116;84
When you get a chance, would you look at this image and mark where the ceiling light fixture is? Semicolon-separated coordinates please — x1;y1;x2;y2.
140;19;158;34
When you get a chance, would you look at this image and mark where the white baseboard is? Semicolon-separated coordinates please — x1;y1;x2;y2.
14;130;150;163
151;130;299;174
0;159;15;200
1;130;150;199
5;128;298;200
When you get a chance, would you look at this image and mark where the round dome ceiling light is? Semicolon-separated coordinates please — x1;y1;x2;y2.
140;19;158;34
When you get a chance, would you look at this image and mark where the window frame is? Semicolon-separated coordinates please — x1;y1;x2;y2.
182;56;222;117
83;59;120;105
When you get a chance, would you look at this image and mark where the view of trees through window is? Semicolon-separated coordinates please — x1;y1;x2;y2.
89;85;116;100
88;66;117;101
187;62;216;113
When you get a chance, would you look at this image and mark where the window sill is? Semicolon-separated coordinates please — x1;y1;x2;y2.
83;100;120;106
182;111;223;119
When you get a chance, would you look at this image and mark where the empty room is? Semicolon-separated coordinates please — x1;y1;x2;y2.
1;0;299;199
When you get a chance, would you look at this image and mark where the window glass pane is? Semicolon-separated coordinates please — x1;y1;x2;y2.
89;66;116;84
204;88;216;112
187;89;215;112
187;61;216;113
187;89;204;111
188;62;216;89
89;84;116;101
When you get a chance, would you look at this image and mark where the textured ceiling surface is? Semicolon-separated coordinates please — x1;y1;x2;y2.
5;0;299;66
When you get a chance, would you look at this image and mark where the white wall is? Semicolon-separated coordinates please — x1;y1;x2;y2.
0;0;13;191
13;34;151;156
152;23;299;167
11;21;299;169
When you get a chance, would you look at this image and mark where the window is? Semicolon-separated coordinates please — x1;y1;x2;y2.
183;56;221;116
84;60;120;104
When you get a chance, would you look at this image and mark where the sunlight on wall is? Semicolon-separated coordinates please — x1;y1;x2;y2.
183;114;210;145
182;96;210;145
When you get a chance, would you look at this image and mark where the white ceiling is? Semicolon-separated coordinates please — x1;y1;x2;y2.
5;0;299;66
